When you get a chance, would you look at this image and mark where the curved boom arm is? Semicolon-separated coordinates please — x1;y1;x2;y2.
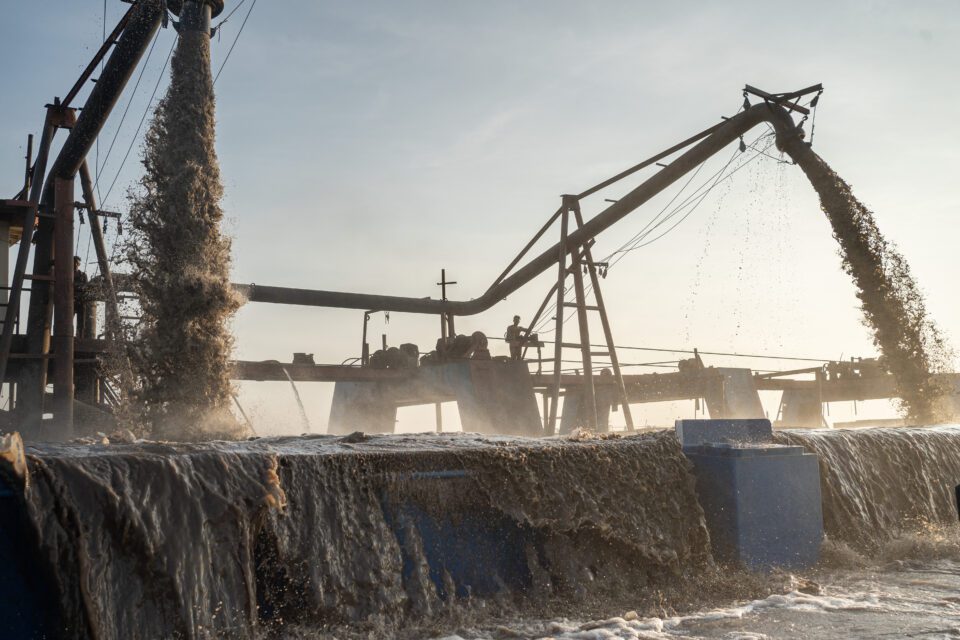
237;103;803;315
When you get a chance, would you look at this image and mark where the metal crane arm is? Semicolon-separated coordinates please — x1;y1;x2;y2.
238;102;804;315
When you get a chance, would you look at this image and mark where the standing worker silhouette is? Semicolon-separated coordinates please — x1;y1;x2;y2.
74;256;89;338
505;315;527;360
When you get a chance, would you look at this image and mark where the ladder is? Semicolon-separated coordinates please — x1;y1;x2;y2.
523;195;635;435
0;103;129;437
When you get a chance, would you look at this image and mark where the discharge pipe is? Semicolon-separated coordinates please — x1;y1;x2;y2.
237;103;807;316
168;0;225;33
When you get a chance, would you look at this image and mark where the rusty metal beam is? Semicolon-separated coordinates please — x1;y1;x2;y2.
62;3;138;108
238;102;803;316
51;177;75;437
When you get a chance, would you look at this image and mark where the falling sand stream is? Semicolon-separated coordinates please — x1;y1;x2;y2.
125;13;241;439
776;127;951;422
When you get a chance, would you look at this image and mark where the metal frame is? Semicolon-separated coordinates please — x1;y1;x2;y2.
238;101;807;315
0;0;165;437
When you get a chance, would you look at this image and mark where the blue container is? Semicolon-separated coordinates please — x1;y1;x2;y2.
0;476;62;639
380;471;533;600
676;419;823;571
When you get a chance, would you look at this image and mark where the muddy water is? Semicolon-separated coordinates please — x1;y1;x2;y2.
13;427;960;639
19;432;709;639
483;558;960;639
776;427;960;553
434;427;960;640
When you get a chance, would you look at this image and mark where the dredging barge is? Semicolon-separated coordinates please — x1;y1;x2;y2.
3;2;960;639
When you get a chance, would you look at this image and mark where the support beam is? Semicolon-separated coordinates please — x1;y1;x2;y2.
566;197;597;430
51;177;75;437
547;208;569;436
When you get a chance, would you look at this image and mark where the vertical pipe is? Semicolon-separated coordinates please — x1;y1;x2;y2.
361;312;370;366
51;177;75;437
542;392;549;432
547;208;569;436
77;162;121;331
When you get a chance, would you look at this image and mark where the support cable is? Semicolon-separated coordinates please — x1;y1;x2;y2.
213;0;257;85
100;35;174;209
532;132;777;336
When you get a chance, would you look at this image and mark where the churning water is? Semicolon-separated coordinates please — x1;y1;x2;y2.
13;426;960;639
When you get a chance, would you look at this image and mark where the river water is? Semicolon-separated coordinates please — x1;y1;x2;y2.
428;556;960;639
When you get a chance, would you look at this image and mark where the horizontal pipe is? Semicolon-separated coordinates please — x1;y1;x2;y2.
242;103;800;316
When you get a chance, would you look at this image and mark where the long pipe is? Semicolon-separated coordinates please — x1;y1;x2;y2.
238;103;801;315
54;0;165;181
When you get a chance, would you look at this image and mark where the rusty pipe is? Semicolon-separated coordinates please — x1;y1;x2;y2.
239;103;804;315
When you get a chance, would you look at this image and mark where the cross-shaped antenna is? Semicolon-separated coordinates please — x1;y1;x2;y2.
436;268;457;301
436;269;458;339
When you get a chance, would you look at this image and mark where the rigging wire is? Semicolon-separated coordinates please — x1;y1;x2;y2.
607;135;779;263
531;131;778;335
213;0;257;85
100;35;176;211
214;0;247;28
92;27;162;198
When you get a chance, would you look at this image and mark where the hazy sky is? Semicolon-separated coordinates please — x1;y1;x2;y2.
2;1;958;432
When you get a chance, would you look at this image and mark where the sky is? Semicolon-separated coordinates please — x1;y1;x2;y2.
2;1;959;434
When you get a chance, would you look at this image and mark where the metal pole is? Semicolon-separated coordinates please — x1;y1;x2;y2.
488;206;563;290
361;311;370;365
77;160;135;396
77;161;121;335
0;110;57;421
542;392;549;432
566;198;597;430
23;134;33;197
547;208;569;436
51;177;75;438
439;268;447;342
435;402;442;433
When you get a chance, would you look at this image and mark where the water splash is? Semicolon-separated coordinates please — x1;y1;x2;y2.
124;27;242;439
776;427;960;552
